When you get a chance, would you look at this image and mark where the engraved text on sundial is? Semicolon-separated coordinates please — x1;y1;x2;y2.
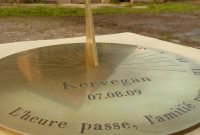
0;43;200;135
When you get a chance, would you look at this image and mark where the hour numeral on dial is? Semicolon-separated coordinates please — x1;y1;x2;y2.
159;51;165;54
176;58;188;62
138;47;147;50
192;69;200;75
151;49;166;54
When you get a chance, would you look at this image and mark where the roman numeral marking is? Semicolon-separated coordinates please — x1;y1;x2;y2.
192;69;200;75
176;58;188;62
150;48;166;54
159;51;165;54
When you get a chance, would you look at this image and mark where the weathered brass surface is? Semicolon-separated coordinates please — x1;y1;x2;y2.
0;43;200;135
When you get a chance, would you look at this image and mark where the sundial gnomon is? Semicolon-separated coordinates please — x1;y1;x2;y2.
0;1;200;135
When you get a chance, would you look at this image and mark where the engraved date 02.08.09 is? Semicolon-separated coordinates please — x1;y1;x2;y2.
88;89;142;101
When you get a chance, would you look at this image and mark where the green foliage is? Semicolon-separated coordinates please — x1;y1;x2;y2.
0;6;84;16
161;33;174;41
19;0;44;3
94;2;200;14
123;2;200;13
110;0;120;4
35;0;44;3
0;2;199;17
146;2;200;13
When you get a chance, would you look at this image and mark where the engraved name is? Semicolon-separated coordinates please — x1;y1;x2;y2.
63;77;152;89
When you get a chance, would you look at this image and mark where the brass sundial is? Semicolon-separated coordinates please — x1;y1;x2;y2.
0;1;200;135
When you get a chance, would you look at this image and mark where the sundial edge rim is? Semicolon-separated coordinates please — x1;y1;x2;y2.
0;33;200;135
0;32;199;62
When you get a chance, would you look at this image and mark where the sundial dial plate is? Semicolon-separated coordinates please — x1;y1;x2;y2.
0;33;200;135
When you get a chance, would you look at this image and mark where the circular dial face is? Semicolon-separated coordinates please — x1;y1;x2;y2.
0;43;200;135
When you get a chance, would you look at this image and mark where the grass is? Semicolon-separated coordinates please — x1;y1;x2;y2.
94;2;200;14
0;6;84;16
160;33;174;41
0;2;199;17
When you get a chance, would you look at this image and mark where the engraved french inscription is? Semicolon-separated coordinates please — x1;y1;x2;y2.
144;102;195;125
8;107;68;128
80;122;138;133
